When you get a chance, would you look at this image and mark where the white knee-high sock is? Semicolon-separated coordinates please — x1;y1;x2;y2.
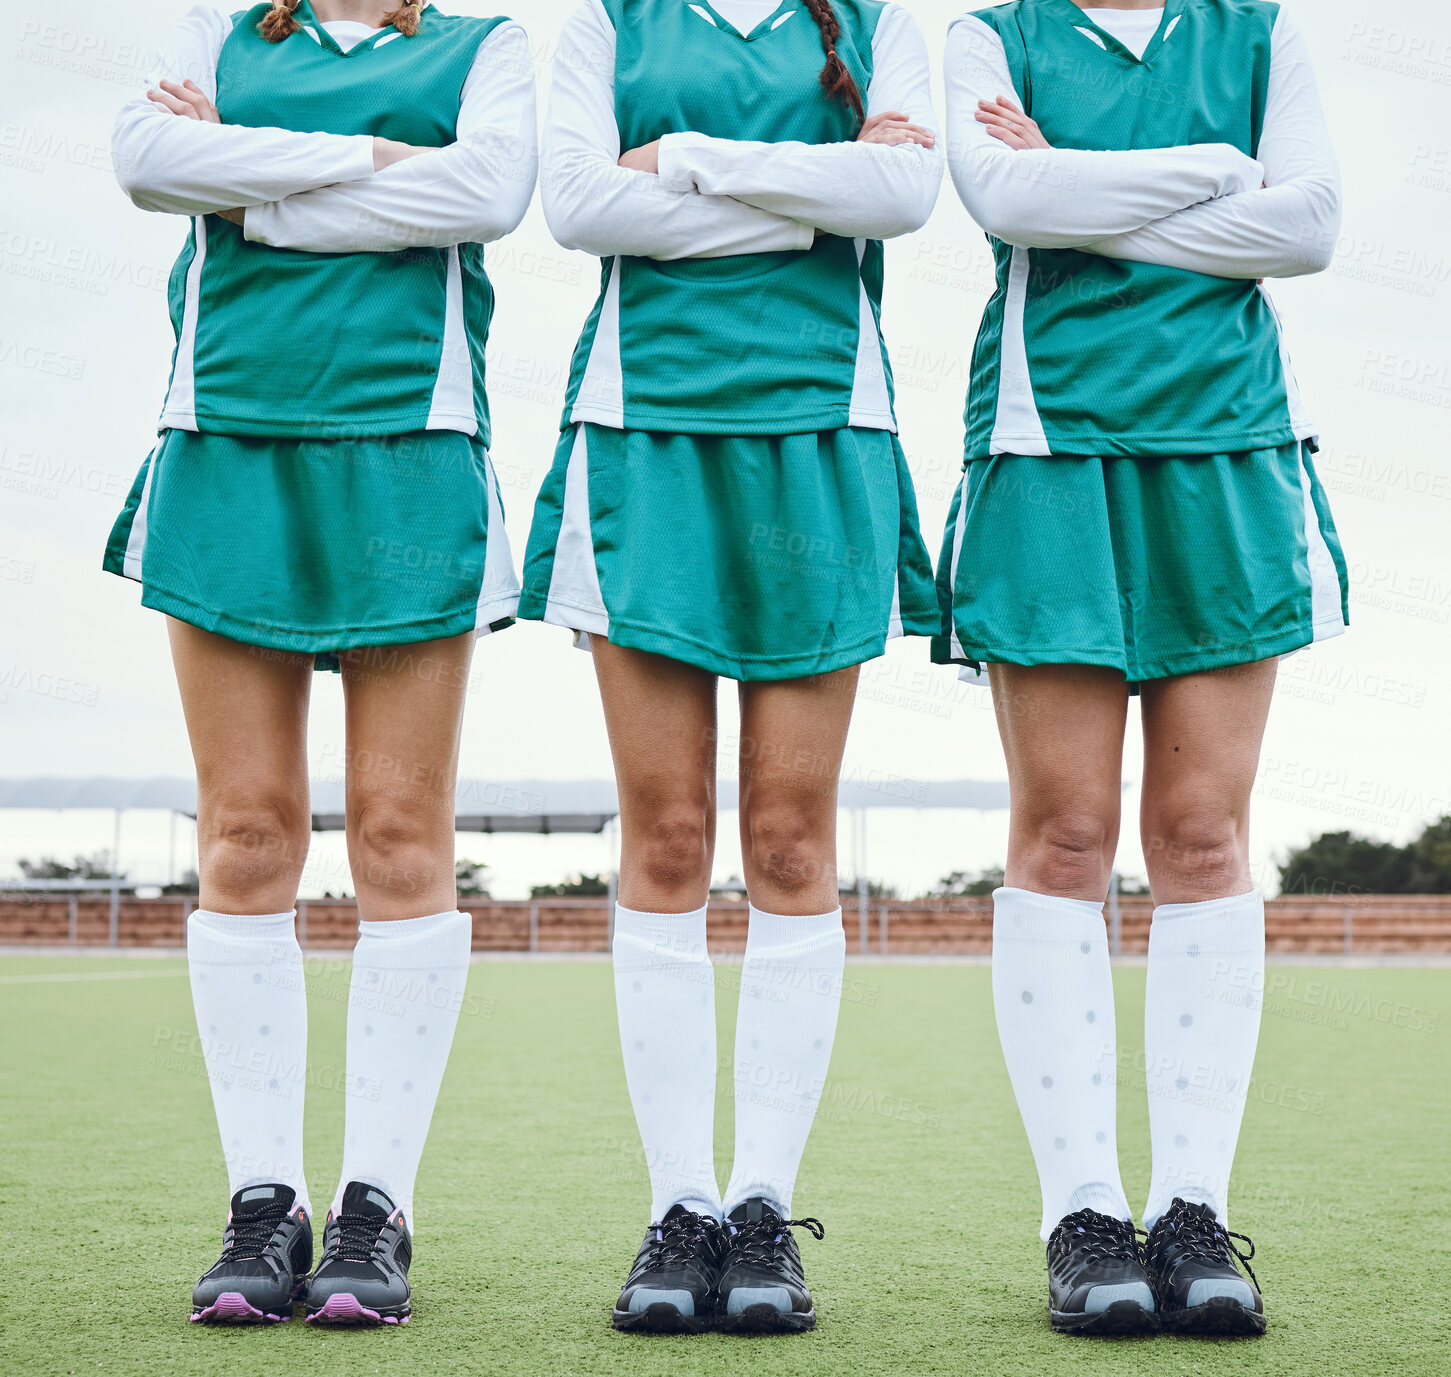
992;887;1131;1240
1143;889;1265;1229
332;910;472;1229
187;909;310;1214
612;904;720;1220
722;906;846;1218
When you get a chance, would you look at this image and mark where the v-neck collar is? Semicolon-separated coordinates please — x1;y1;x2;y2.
692;0;797;43
292;1;413;57
1049;0;1187;67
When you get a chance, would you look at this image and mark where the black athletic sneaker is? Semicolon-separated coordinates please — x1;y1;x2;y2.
191;1183;312;1324
1045;1208;1158;1336
716;1198;824;1333
304;1182;412;1326
1145;1197;1265;1336
612;1204;724;1333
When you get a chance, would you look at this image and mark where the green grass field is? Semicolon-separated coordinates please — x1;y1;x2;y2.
3;955;1448;1376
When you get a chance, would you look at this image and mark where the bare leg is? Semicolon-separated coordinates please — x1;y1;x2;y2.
340;634;476;920
167;619;315;1230
1138;659;1277;1254
983;663;1137;1244
593;639;721;1223
591;638;719;912
167;619;313;914
989;663;1131;902
324;633;479;1243
1138;658;1278;904
736;666;859;916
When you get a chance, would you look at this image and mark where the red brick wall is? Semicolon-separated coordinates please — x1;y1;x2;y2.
2;894;1449;953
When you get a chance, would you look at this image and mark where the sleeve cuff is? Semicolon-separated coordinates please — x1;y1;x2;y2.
240;202;275;245
656;131;708;192
340;132;377;181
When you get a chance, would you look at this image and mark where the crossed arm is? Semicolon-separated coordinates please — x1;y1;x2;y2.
112;3;538;253
944;9;1341;279
541;0;944;261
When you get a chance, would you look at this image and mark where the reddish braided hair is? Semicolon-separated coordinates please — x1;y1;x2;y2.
259;0;303;41
802;0;864;123
380;1;424;36
259;0;425;43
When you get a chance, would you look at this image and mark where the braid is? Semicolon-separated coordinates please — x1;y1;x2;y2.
260;0;425;43
802;0;864;123
259;0;302;42
381;1;425;36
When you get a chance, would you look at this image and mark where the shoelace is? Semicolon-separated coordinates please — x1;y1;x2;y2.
1048;1209;1146;1268
643;1212;720;1268
726;1215;825;1267
1149;1201;1259;1290
330;1210;387;1263
223;1205;288;1260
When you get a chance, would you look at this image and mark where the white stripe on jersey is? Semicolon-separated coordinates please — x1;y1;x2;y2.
1298;448;1347;642
122;448;158;581
989;246;1050;457
159;217;208;431
474;450;522;634
847;238;896;431
1257;283;1317;442
570;259;626;427
426;245;478;434
543;426;610;637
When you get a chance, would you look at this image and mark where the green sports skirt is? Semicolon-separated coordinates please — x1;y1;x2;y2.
517;424;939;681
932;441;1349;683
103;428;519;663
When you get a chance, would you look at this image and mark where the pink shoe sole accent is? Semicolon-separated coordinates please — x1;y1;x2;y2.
305;1293;408;1326
191;1291;291;1324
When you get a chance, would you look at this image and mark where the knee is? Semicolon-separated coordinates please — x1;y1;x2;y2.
1143;801;1246;896
634;802;713;896
1020;809;1115;898
744;802;831;901
199;793;310;897
349;797;450;905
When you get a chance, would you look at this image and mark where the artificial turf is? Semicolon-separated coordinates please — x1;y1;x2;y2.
1;955;1448;1376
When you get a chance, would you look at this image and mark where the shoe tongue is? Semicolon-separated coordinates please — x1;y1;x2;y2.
727;1198;777;1227
231;1183;295;1219
340;1181;396;1221
661;1203;696;1225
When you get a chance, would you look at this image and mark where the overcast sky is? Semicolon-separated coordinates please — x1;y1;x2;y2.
1;0;1447;900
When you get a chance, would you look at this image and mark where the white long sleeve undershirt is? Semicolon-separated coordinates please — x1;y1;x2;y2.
112;4;538;254
944;5;1340;279
1082;9;1341;278
655;3;943;240
112;4;375;213
542;0;942;261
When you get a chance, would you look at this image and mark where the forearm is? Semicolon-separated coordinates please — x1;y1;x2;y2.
244;147;534;252
113;102;376;215
952;143;1264;248
657;133;940;240
1085;180;1340;278
544;155;813;259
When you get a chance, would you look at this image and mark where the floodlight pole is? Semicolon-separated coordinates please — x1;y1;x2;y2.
1108;870;1121;957
855;808;868;954
605;815;619;946
109;807;122;948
